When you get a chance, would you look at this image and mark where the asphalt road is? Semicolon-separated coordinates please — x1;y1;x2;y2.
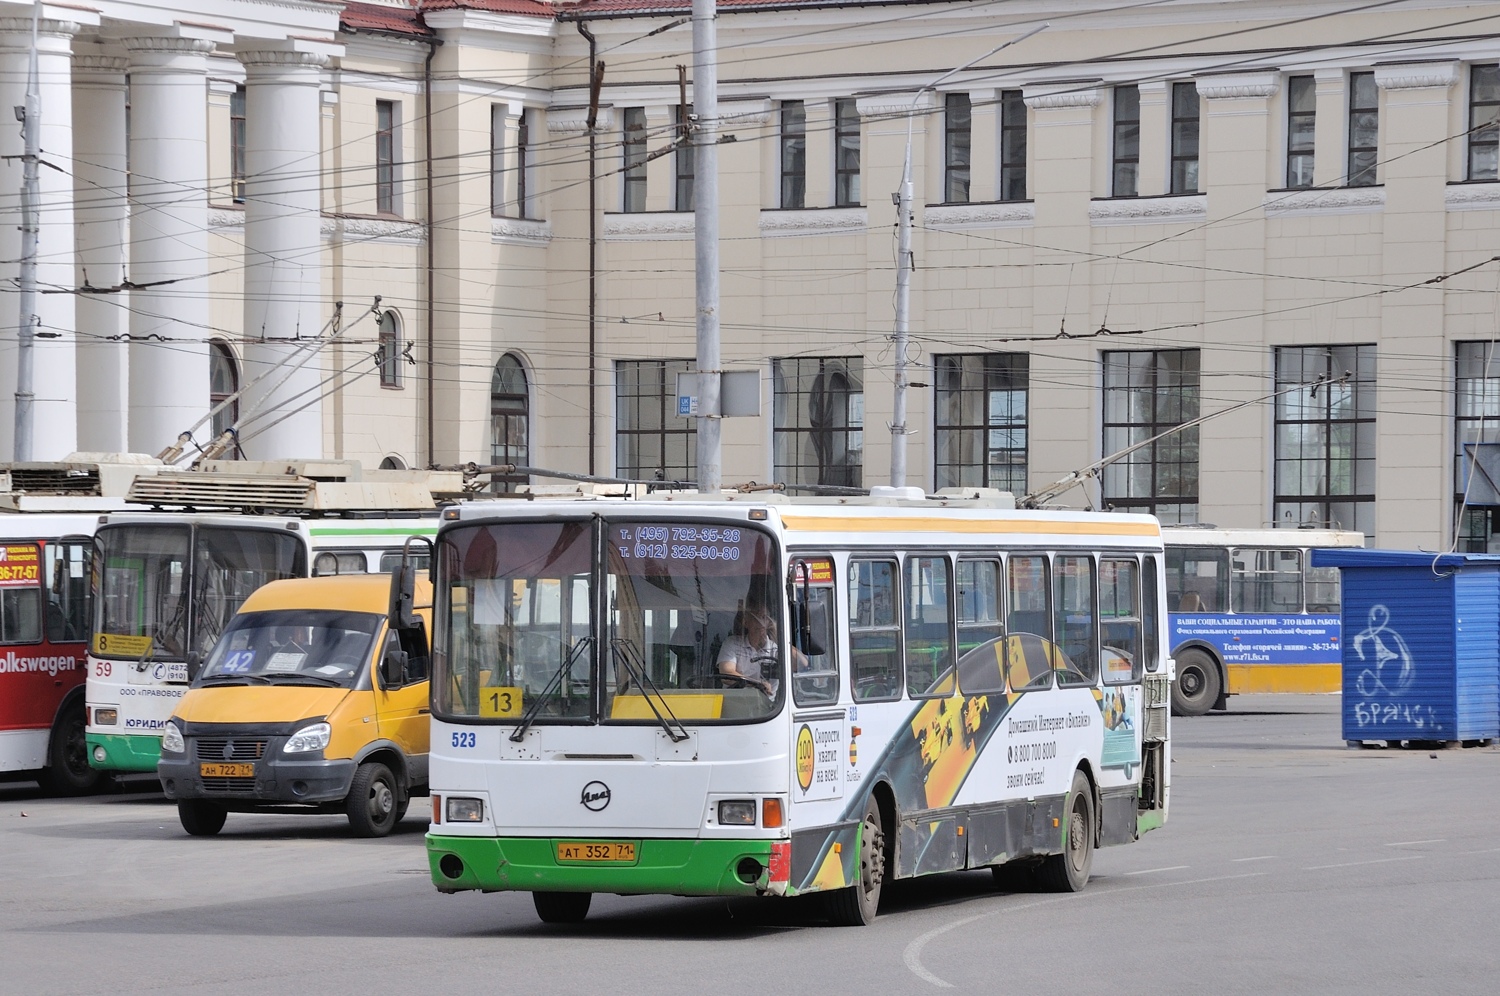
3;694;1496;995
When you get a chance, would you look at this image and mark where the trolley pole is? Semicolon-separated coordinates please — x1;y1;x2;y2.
692;0;721;494
11;7;40;461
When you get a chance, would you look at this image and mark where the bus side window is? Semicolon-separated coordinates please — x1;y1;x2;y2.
904;556;954;698
957;559;1006;695
1167;546;1227;611
1233;548;1303;613
1053;555;1097;687
44;540;90;644
0;542;43;645
1100;558;1141;684
1142;555;1161;672
848;558;901;702
1006;556;1053;691
1305;563;1340;613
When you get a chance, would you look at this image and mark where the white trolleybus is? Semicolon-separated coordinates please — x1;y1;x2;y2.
86;465;453;775
422;489;1171;925
1162;526;1364;716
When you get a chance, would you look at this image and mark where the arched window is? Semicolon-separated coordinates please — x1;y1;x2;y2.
378;311;402;388
379;455;406;471
490;354;529;493
209;341;240;458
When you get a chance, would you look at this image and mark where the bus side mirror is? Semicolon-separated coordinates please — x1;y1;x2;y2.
186;651;203;682
388;563;418;631
382;648;409;688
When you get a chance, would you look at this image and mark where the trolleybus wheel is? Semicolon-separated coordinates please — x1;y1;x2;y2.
533;891;591;923
346;761;399;838
1037;770;1094;893
178;800;228;837
825;796;886;926
1170;649;1220;717
40;705;103;797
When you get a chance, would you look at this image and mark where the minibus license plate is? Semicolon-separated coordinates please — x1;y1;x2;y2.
200;763;254;778
555;841;636;863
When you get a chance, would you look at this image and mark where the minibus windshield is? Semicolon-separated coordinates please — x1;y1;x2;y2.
196;610;383;689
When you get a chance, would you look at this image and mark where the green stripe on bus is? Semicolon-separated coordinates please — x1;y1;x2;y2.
86;732;163;773
426;834;773;897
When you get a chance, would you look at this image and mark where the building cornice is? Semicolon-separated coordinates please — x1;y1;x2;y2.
1194;71;1280;100
1023;81;1102;110
759;207;868;238
549;105;614;133
492;216;553;246
1445;182;1500;212
854;91;937;119
1263;186;1385;217
1089;194;1207;227
924;201;1035;231
603;212;695;241
1374;61;1459;90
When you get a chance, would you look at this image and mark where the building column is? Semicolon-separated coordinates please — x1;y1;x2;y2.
0;16;87;460
123;35;215;456
72;50;129;453
238;48;328;460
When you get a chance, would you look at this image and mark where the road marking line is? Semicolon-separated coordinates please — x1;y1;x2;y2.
1385;839;1444;847
1304;855;1424;870
1232;856;1277;863
1460;846;1500;855
1123;865;1189;876
902;873;1267;987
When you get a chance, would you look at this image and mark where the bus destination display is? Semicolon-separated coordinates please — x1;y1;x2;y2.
613;524;751;563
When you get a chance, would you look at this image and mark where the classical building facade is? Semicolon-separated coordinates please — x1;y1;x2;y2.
6;0;1500;550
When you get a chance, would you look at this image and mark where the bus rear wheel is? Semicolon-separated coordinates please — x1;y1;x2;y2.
1171;649;1221;717
825;796;886;926
178;800;227;837
1036;771;1094;893
533;891;591;923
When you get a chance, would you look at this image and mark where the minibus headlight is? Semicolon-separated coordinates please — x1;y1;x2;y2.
94;708;118;726
717;800;757;826
283;723;331;754
160;723;185;753
446;797;484;823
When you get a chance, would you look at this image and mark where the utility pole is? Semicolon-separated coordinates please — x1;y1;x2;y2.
889;25;1047;487
11;6;40;461
692;0;721;493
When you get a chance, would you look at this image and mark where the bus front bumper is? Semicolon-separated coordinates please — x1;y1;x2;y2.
426;834;785;897
87;733;162;773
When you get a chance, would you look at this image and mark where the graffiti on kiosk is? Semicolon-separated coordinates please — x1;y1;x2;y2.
1351;605;1413;698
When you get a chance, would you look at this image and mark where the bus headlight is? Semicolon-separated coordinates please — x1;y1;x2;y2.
94;708;118;726
283;723;331;754
160;723;185;753
446;797;484;823
717;800;757;826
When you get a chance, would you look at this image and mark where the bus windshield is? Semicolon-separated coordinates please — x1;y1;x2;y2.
435;517;784;725
94;525;306;662
197;610;382;689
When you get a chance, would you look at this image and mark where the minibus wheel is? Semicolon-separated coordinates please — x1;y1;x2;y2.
346;761;400;837
178;800;227;837
533;891;591;923
825;796;885;926
1036;771;1094;893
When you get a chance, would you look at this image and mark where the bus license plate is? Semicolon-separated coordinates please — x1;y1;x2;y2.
200;763;254;778
555;841;636;863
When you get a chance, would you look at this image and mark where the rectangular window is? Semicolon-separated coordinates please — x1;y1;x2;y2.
1165;546;1229;612
0;542;42;645
1286;75;1315;188
1454;342;1500;551
1102;349;1200;523
1231;548;1303;614
944;92;971;204
1112;85;1140;197
1347;72;1378;187
490;105;505;216
904;556;953;698
780;100;806;209
773;357;863;489
1274;345;1376;536
622;106;647;213
1142;555;1161;671
1053;555;1097;686
1100;558;1142;684
1000;89;1028;201
230;85;246;204
849;558;900;701
934;353;1028;494
1006;556;1051;691
791;561;839;707
615;359;697;485
834;98;861;207
956;559;1004;689
43;539;90;644
516;110;532;218
1469;64;1500;181
1170;82;1200;194
375;99;396;215
674;104;694;211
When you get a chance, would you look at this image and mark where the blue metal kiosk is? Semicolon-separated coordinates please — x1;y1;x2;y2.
1310;549;1500;745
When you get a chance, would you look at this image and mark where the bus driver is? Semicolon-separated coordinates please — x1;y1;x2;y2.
716;605;806;696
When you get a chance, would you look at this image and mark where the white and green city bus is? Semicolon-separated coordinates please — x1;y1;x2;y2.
424;489;1171;925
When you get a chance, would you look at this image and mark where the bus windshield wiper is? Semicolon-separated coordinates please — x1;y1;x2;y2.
509;637;593;743
610;639;689;743
200;673;271;685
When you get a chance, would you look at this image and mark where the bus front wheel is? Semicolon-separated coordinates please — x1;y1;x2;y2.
1171;649;1221;717
40;705;103;796
533;891;591;923
825;796;886;926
